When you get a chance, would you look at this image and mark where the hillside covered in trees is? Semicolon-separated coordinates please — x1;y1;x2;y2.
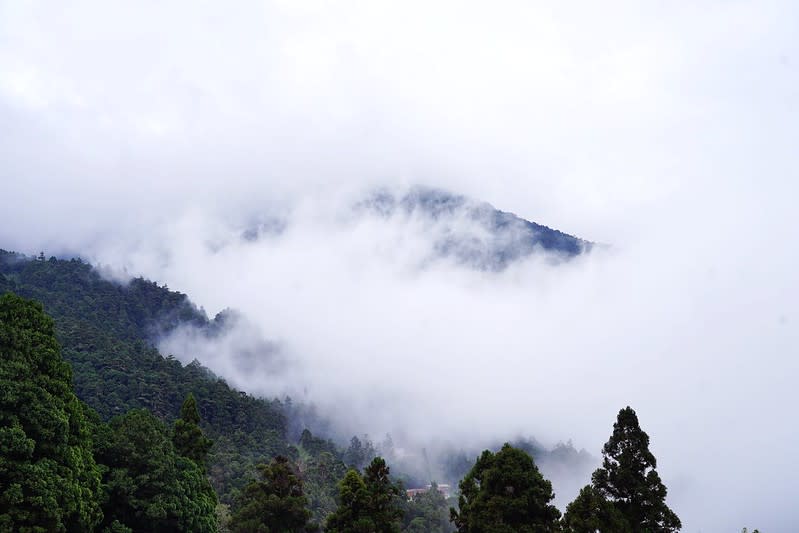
0;250;687;531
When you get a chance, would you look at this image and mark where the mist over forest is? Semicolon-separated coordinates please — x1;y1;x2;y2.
2;1;798;531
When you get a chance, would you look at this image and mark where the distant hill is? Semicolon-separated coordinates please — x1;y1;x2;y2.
359;186;591;270
240;186;592;271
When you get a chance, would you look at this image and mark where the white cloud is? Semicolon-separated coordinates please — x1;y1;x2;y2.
1;1;798;530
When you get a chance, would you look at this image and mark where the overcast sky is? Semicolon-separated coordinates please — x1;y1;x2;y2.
2;1;799;531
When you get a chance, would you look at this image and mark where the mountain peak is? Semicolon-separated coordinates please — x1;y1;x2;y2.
359;186;591;270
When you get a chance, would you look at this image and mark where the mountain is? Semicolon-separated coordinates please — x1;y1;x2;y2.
0;250;289;503
358;186;592;270
0;245;595;518
240;186;592;271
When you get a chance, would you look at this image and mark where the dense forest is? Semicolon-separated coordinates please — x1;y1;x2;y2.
1;250;688;532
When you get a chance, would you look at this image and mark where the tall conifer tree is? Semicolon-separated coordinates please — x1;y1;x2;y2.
591;407;681;532
450;443;561;533
173;393;213;467
0;293;102;531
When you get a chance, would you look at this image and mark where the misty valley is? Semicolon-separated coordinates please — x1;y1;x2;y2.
0;248;693;532
3;0;798;529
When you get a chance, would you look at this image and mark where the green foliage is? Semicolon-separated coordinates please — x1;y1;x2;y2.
325;469;374;533
362;457;403;532
562;485;630;532
174;394;213;467
300;429;340;458
95;409;217;532
216;503;233;533
342;436;377;470
230;455;314;533
0;250;289;504
0;293;103;532
303;451;349;526
325;457;403;533
450;443;561;533
591;407;681;533
401;483;454;533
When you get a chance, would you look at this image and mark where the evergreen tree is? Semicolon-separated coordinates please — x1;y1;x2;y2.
173;393;213;467
343;436;377;470
325;469;374;533
304;451;348;526
95;409;217;532
591;407;681;532
562;485;630;532
362;457;403;533
450;443;561;533
0;293;102;531
325;456;403;533
230;455;313;533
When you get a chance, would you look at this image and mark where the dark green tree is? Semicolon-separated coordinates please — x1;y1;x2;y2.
562;485;630;532
304;451;348;525
450;443;561;533
362;457;403;533
173;393;213;467
95;409;217;532
0;293;103;531
325;469;374;533
591;407;681;532
343;436;377;470
230;455;313;533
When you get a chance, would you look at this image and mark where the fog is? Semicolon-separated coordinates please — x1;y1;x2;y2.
2;1;798;530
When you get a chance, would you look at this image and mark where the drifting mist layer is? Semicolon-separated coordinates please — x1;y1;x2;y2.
2;1;799;530
133;185;796;531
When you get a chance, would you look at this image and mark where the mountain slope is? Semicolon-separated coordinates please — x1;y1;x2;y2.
359;186;591;270
0;250;289;502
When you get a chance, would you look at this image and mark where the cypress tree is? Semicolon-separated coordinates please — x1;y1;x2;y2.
325;469;374;533
591;407;681;532
173;393;213;467
362;457;402;533
562;485;631;532
230;455;313;533
95;408;218;532
0;293;102;531
450;443;561;533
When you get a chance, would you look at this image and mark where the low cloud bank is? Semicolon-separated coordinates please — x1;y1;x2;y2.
125;186;797;531
2;1;798;529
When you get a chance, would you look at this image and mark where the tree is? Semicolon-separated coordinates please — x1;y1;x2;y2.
0;293;102;531
230;455;313;533
343;436;377;470
303;451;348;525
362;457;403;532
95;408;217;532
450;443;561;533
173;393;213;467
402;482;454;533
325;469;374;533
325;457;403;533
562;485;630;532
591;407;681;532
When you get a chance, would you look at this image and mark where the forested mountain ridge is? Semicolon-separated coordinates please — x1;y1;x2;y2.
0;250;462;530
0;249;289;502
0;249;686;532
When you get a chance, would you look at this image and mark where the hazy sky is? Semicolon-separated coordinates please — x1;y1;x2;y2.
2;1;798;531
